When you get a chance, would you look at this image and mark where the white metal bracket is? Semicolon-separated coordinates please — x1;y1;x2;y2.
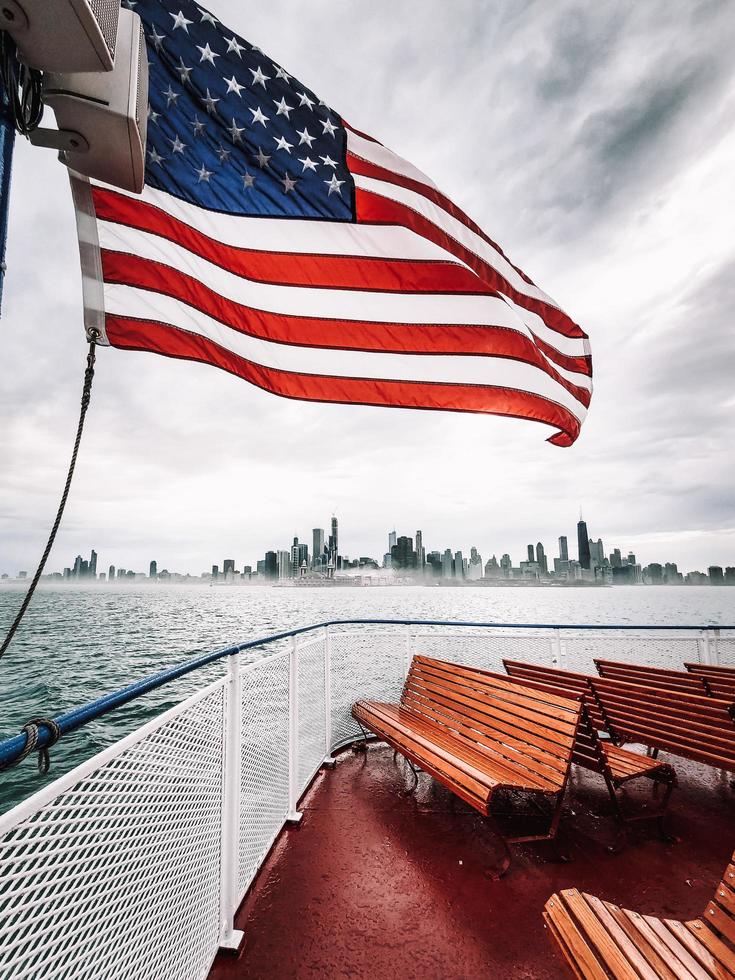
286;810;303;824
28;128;89;153
219;928;245;952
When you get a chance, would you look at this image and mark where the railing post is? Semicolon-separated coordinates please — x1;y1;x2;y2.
323;626;336;768
701;629;712;666
219;652;244;951
405;629;413;675
287;635;303;823
712;628;721;666
552;629;564;669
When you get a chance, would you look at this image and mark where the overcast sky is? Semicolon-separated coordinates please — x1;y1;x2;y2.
1;0;734;577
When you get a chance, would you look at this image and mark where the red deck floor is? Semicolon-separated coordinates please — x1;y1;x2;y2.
209;746;734;979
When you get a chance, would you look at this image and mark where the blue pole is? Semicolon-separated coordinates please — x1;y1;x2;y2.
0;79;15;313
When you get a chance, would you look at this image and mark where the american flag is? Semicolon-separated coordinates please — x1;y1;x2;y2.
72;0;592;447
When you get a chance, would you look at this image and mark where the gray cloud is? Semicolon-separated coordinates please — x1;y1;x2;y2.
0;0;734;576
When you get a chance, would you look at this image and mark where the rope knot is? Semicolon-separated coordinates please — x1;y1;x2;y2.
16;718;61;774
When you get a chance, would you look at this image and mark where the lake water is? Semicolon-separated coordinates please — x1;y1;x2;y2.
1;583;734;813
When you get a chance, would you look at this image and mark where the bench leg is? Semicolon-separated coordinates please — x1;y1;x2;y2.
483;815;513;880
655;770;678;843
351;720;370;753
401;757;420;794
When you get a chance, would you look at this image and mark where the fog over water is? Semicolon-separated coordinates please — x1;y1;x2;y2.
1;584;734;812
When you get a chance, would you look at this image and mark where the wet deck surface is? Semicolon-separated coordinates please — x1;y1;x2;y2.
209;745;734;979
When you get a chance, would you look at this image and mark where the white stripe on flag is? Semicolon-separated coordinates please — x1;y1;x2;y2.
354;173;558;310
104;283;588;420
97;220;544;333
93;181;454;262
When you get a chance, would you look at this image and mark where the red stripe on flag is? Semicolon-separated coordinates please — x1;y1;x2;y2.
91;187;491;296
104;313;580;447
101;249;592;407
348;152;538;288
354;186;586;341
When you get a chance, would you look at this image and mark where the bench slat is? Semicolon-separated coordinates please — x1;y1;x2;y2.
413;658;579;735
407;667;578;751
354;700;555;794
595;659;710;697
402;688;570;786
642;918;712;980
545;850;735;979
404;679;575;765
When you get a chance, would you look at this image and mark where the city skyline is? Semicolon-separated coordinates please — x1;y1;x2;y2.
5;513;733;586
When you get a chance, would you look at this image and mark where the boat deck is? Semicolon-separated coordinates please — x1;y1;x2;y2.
209;745;734;979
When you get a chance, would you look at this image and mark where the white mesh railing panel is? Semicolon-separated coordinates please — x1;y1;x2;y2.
562;633;703;675
413;629;555;672
329;630;406;748
297;636;326;792
0;684;226;980
238;653;289;897
716;635;735;667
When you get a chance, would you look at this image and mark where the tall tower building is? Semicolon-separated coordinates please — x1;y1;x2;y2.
536;543;547;575
89;550;97;577
577;518;591;570
527;544;535;563
149;560;157;580
558;536;568;562
312;529;325;568
108;564;115;582
388;529;397;551
329;515;339;566
264;551;278;580
415;530;425;571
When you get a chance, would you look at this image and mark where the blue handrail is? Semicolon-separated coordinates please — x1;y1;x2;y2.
0;617;731;770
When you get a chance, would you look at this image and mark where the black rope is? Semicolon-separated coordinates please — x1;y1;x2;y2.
0;717;61;774
0;31;44;136
0;334;98;660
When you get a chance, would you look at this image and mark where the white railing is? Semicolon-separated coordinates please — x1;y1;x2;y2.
0;622;732;980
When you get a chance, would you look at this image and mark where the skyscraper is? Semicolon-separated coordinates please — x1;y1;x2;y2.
108;564;115;582
329;515;339;567
312;529;325;568
89;550;97;577
442;549;453;577
577;519;591;570
527;544;535;563
264;551;278;580
391;536;416;571
558;536;568;562
536;543;547;575
388;529;397;551
415;530;425;571
223;559;235;576
149;560;157;580
277;551;291;579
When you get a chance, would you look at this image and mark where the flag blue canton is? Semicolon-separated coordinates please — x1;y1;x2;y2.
128;0;355;221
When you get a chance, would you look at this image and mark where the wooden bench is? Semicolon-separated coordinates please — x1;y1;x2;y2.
503;659;606;730
589;676;735;773
352;654;581;877
503;660;677;849
594;659;711;697
544;849;735;978
685;663;735;700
